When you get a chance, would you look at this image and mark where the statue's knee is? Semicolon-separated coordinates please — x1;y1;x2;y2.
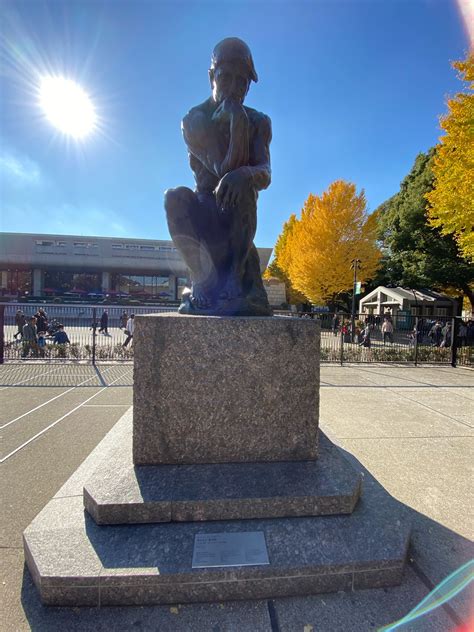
164;187;194;218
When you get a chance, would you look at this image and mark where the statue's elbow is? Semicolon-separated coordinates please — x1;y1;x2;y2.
262;170;271;190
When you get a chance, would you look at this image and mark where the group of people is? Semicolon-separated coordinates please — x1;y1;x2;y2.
331;311;474;350
14;309;70;358
92;310;135;346
409;319;474;348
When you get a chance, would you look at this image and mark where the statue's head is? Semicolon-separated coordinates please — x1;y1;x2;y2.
209;37;258;104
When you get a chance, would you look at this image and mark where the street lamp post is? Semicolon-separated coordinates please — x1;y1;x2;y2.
351;258;361;342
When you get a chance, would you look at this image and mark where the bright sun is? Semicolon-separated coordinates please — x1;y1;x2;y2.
39;76;97;138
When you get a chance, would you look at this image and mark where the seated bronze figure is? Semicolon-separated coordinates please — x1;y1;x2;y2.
165;37;273;316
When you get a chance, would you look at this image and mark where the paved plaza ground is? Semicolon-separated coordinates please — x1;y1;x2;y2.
0;363;472;631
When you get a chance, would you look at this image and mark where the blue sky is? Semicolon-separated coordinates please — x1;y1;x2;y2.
0;0;469;249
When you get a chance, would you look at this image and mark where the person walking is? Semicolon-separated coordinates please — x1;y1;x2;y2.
34;308;48;334
14;309;26;339
98;310;109;335
21;316;38;358
359;323;372;359
332;314;340;336
441;322;452;348
381;318;394;345
119;310;128;329
122;314;135;347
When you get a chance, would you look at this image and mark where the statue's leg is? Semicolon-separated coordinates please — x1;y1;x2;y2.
164;187;217;308
243;244;268;298
219;184;257;299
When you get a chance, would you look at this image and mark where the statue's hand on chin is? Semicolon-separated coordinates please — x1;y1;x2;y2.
212;97;245;124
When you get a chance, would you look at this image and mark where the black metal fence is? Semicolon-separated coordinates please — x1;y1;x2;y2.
275;310;473;367
0;304;472;366
0;303;177;363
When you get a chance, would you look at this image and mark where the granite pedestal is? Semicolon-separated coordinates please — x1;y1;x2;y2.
133;314;320;464
23;315;411;606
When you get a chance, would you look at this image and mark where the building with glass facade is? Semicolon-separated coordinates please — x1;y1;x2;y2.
0;232;273;302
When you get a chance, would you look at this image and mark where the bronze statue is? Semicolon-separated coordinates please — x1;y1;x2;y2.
165;38;273;316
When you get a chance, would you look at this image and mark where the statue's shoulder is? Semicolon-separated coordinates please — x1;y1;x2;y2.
182;99;212;136
244;106;272;137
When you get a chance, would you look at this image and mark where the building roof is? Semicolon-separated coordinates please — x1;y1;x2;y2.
360;286;455;305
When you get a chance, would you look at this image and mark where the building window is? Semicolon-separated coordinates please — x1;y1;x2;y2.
435;307;448;316
73;242;98;248
111;273;172;299
139;245;155;251
0;269;32;296
35;240;67;248
43;271;101;295
111;244;124;250
36;240;54;247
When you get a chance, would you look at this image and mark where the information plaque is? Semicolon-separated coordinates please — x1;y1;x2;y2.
192;531;270;568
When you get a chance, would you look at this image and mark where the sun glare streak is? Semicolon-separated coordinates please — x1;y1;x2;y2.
456;0;474;47
39;76;97;138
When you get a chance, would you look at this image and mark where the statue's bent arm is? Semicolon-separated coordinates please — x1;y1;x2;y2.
246;113;272;191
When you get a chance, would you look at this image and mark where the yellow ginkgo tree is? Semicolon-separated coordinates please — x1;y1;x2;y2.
272;180;381;305
425;54;474;262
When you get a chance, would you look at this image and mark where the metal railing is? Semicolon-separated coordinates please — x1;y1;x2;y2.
0;303;177;363
0;304;472;366
274;310;473;367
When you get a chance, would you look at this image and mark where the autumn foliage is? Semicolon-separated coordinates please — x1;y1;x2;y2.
425;54;474;262
269;181;381;304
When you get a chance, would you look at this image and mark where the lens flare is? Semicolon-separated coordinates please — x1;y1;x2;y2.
39;76;97;138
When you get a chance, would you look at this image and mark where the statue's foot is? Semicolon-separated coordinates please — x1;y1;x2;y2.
178;285;214;314
219;275;243;301
190;283;212;310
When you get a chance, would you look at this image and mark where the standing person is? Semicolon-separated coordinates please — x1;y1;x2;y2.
381;317;394;345
35;308;48;334
98;310;109;335
119;310;128;329
359;323;372;359
441;322;452;348
332;314;340;336
428;321;443;347
21;316;38;358
122;314;135;347
37;331;47;357
457;321;467;347
14;309;26;339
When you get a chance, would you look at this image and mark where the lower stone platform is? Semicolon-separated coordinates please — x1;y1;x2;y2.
83;411;361;524
23;411;411;607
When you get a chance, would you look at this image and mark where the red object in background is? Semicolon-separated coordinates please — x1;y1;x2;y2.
454;616;474;632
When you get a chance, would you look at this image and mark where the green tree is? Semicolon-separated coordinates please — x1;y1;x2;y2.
377;149;474;308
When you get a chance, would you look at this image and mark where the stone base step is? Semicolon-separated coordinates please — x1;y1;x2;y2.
83;419;361;524
23;411;411;607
